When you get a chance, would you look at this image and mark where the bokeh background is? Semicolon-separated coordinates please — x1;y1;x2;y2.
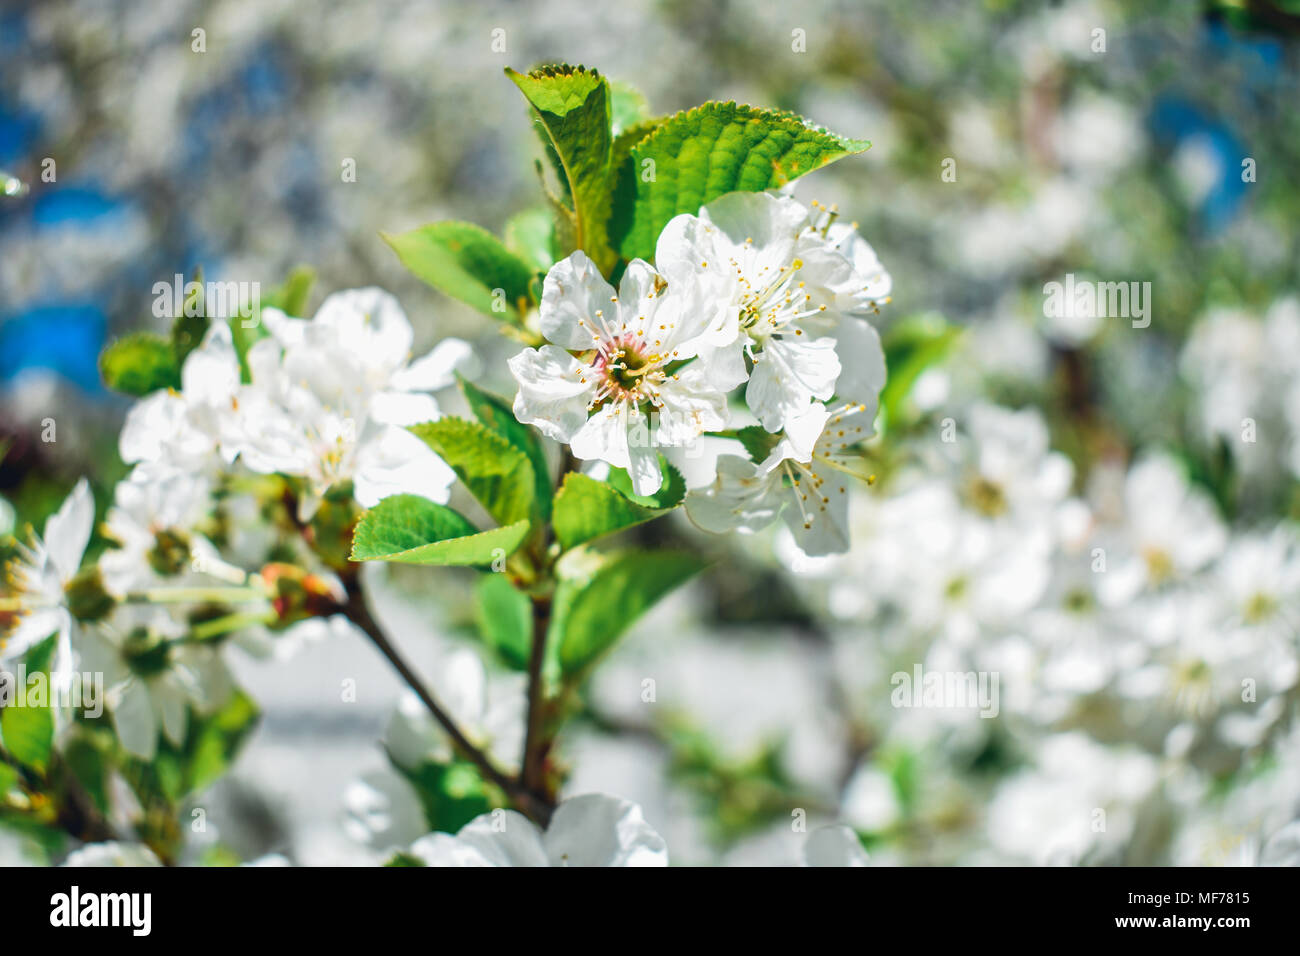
4;0;1300;865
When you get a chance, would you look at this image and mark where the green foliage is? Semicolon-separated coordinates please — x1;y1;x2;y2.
610;101;869;262
0;764;18;798
410;418;536;527
665;721;806;843
606;459;686;508
230;265;315;378
552;473;669;550
734;426;783;464
62;727;114;818
507;64;619;274
392;758;496;834
504;207;557;273
383;221;535;320
458;377;553;521
185;691;260;793
610;80;654;135
553;550;708;676
350;494;530;566
169;268;210;367
474;573;532;670
267;264;316;317
0;633;57;773
879;313;963;431
383;851;427;866
121;691;261;807
100;333;182;396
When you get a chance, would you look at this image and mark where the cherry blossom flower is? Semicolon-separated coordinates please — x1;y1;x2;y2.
408;793;667;867
655;191;888;432
686;401;876;555
1;479;95;689
231;287;466;518
509;252;729;495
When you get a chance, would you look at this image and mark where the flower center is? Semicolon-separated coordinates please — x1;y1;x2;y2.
591;340;664;409
122;628;175;678
1243;591;1277;624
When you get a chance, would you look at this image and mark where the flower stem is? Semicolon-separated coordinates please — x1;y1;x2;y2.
340;581;554;825
520;591;552;798
124;585;268;605
189;610;278;641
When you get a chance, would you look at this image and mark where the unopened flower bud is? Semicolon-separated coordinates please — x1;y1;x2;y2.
259;563;342;628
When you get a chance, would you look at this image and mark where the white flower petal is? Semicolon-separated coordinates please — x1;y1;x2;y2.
369;390;441;427
685;455;783;534
450;810;550;867
803;825;870;867
112;680;158;761
745;336;841;432
181;322;241;407
508;345;595;443
391;338;473;391
44;479;93;582
353;427;456;507
700;190;807;255
570;403;632;471
540;251;617;350
312;287;413;374
543;794;668;867
783;460;852;557
830;317;887;411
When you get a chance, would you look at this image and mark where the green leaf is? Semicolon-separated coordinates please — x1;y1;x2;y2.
474;573;533;670
265;264;316;317
879;313;963;430
350;494;529;567
182;690;260;793
552;473;667;550
383;221;535;319
384;851;427;867
171;311;209;368
100;333;181;396
507;64;618;273
607;458;687;508
1;701;54;774
504;207;556;274
554;551;708;675
458;376;552;520
716;425;781;464
392;758;496;835
610;101;870;262
0;763;18;796
119;691;260;814
0;633;57;773
610;81;653;136
410;418;535;527
63;729;113;817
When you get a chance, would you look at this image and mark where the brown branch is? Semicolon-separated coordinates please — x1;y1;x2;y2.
520;592;553;803
340;581;554;824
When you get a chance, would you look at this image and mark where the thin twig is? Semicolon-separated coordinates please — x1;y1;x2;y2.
520;592;552;798
340;582;554;824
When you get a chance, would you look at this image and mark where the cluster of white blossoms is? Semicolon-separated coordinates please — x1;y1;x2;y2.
1181;297;1300;488
766;389;1300;864
510;192;890;554
1;289;472;763
122;288;469;518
